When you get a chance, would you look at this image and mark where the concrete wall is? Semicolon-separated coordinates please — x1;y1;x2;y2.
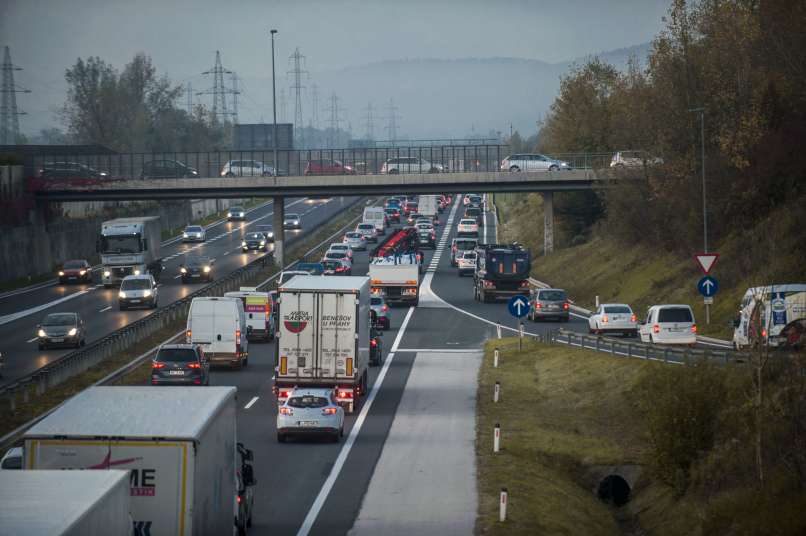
0;197;237;283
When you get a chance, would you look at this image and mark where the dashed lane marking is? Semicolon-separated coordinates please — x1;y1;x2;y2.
98;306;112;313
244;396;259;409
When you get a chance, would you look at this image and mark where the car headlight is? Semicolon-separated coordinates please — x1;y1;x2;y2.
183;233;188;237
58;271;64;276
203;266;211;273
180;267;187;274
228;213;233;217
103;271;110;277
79;270;87;275
143;289;152;297
242;241;247;247
267;232;274;238
38;329;46;338
260;241;265;246
68;327;77;336
119;291;127;298
133;269;141;275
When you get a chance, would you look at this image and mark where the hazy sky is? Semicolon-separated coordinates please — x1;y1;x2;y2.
2;0;670;137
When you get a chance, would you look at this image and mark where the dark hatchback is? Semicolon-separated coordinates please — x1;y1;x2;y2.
141;160;199;179
179;255;214;283
242;232;269;252
151;344;209;386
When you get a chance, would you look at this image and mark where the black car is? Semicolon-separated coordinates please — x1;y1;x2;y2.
37;312;86;350
241;232;269;252
179;255;214;283
38;162;108;179
384;207;401;223
141;160;199;179
151;344;209;386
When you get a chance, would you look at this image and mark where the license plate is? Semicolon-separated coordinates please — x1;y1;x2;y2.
68;276;76;279
130;299;141;303
669;327;683;332
298;421;318;427
191;274;200;278
548;305;559;310
169;370;185;375
50;337;64;343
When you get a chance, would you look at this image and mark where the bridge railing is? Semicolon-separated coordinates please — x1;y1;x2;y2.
24;144;512;183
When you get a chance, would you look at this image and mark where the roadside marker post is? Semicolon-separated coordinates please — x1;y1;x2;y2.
494;347;499;368
494;423;501;453
494;381;500;403
496;323;502;339
518;321;524;351
499;488;508;522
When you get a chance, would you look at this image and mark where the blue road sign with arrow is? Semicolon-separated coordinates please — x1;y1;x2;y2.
508;295;531;318
697;275;719;297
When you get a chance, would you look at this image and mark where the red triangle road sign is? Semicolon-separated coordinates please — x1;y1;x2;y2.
694;253;719;274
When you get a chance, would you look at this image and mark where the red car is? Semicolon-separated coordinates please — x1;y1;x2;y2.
304;159;356;176
58;259;93;284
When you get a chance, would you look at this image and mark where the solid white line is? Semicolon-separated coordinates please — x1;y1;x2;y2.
394;348;478;353
244;396;259;409
0;289;93;327
296;305;416;536
98;306;112;313
26;337;38;343
173;275;182;279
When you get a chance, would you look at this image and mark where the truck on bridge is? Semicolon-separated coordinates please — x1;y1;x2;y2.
473;243;532;302
97;216;163;287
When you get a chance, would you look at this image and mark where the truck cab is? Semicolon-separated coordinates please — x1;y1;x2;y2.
98;217;162;287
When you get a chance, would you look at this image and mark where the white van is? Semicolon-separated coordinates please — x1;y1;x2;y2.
363;206;387;235
225;287;275;342
733;284;806;350
186;297;249;367
639;304;697;345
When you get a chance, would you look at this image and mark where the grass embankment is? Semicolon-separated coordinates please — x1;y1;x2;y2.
493;193;806;339
0;199;369;438
475;338;806;535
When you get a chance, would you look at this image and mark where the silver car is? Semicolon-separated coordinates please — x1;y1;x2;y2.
528;288;570;322
457;251;477;276
181;225;206;242
227;206;246;221
500;154;571;172
277;388;345;443
370;295;391;330
343;231;367;251
356;222;377;243
283;213;302;229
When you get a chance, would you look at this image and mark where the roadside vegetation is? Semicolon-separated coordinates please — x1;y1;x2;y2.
476;338;806;535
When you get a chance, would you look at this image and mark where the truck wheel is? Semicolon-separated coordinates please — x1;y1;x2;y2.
277;432;286;443
237;519;247;536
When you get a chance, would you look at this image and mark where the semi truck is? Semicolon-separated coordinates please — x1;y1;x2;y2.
473;243;532;302
23;386;239;536
369;256;420;306
275;275;370;413
98;216;163;287
0;470;132;536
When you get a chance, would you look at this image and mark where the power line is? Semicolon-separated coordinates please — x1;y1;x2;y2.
324;92;345;148
287;47;307;147
197;50;238;123
310;83;319;131
385;98;401;145
364;101;375;140
230;73;239;124
1;46;30;145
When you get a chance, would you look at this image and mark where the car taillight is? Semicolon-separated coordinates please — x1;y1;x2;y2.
371;339;377;347
382;304;388;312
322;407;338;415
602;315;608;323
186;330;191;341
535;302;542;309
563;302;569;310
691;324;697;333
279;407;293;415
337;389;354;399
152;362;165;369
237;495;242;504
236;329;241;342
630;314;637;322
653;324;660;334
187;362;201;369
519;280;530;288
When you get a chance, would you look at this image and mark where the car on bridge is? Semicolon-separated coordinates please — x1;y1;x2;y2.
277;388;345;443
140;159;199;179
150;344;210;386
610;151;664;168
58;259;92;284
380;157;444;174
500;153;571;172
38;161;109;180
588;303;638;336
220;159;276;177
304;159;356;175
36;312;86;350
182;225;206;242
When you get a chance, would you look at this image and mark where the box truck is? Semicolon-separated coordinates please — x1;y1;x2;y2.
98;216;163;287
24;386;238;536
418;195;439;220
0;470;132;536
225;287;276;342
275;275;370;413
369;257;420;306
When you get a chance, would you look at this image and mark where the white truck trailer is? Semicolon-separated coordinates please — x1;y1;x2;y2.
417;194;439;219
363;206;387;235
23;386;238;536
0;470;132;536
275;275;370;413
369;256;420;306
98;216;163;286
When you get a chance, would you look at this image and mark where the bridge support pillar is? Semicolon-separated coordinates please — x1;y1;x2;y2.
273;196;285;268
542;191;554;255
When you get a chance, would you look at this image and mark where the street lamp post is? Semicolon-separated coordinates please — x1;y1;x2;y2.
270;29;278;171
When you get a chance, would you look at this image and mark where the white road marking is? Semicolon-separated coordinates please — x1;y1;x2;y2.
26;337;38;343
244;396;259;409
394;348;476;353
0;289;93;327
173;275;182;279
98;306;112;313
296;305;416;536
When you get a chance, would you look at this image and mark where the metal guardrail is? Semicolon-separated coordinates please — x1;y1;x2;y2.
0;197;365;411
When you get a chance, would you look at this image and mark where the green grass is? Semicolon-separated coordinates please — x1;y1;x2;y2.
475;338;700;535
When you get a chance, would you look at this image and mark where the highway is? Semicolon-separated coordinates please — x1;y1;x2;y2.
204;195;586;535
0;196;355;386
